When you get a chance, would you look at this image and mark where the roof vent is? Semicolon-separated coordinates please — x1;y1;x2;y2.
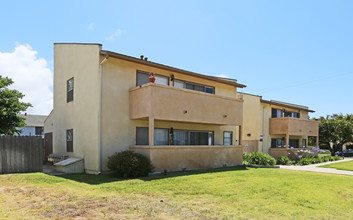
140;55;144;60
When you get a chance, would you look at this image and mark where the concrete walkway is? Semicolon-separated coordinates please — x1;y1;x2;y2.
280;158;353;176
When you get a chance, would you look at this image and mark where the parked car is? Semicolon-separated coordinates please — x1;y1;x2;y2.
335;149;353;157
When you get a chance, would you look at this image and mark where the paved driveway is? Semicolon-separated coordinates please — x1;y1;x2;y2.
280;158;353;176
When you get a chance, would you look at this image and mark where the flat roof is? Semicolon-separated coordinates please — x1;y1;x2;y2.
100;50;246;88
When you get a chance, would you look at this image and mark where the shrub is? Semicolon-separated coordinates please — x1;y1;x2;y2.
297;158;311;166
334;155;341;160
277;156;292;165
107;151;154;178
243;152;276;166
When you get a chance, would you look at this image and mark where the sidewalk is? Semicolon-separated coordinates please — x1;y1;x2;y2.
279;158;353;176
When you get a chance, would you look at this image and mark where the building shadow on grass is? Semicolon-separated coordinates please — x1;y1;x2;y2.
55;165;249;185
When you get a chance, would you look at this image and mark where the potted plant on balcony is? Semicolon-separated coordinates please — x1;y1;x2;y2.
149;73;155;83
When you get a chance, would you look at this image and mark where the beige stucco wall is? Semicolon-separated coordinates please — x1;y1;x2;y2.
261;103;312;152
240;92;315;154
130;83;243;125
100;56;241;171
44;43;101;173
239;93;261;152
130;145;244;172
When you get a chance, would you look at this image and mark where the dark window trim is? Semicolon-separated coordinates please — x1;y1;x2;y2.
223;131;233;145
174;79;215;94
136;127;214;146
271;108;300;118
67;77;74;103
66;129;73;152
35;126;43;136
136;70;170;86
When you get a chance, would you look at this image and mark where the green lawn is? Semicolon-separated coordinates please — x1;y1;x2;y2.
319;160;353;171
1;167;353;219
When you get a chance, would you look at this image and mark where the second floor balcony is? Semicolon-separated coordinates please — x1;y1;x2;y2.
129;83;243;125
269;117;319;136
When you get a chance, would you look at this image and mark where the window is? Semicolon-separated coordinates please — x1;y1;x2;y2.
136;127;214;146
271;108;300;118
154;128;168;146
66;129;73;152
223;131;233;146
35;126;43;136
67;78;74;102
174;80;215;94
271;138;300;148
136;127;148;145
271;138;285;148
289;139;299;148
182;130;213;145
136;70;169;86
173;130;188;145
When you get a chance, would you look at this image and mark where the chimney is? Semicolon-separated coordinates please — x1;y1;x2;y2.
140;55;144;60
144;57;148;61
25;113;27;116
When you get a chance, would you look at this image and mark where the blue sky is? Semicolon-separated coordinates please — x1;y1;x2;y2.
0;1;352;117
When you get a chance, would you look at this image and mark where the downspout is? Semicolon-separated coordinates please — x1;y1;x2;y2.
98;54;109;174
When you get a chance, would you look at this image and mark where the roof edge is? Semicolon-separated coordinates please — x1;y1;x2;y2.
100;50;246;88
261;99;315;113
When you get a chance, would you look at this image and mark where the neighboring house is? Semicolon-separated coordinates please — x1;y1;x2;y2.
18;114;47;138
238;92;319;157
44;43;246;174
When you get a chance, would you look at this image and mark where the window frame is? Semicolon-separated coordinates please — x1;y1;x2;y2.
135;127;214;146
66;129;73;152
136;70;170;86
67;77;74;102
35;126;43;136
223;131;233;146
173;79;215;94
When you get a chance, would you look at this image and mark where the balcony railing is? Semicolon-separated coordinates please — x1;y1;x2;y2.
269;117;319;136
129;83;243;125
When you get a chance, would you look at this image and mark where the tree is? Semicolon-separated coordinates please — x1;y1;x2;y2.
316;114;353;155
0;75;32;135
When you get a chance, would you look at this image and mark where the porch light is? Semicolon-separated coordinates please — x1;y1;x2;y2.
223;114;227;118
184;110;188;114
171;74;174;81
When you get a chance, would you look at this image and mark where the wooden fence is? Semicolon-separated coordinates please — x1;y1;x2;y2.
0;136;43;174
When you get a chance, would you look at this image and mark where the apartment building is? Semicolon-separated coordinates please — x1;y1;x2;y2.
239;92;319;158
44;43;245;174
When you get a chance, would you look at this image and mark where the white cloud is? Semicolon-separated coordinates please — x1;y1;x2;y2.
107;29;125;41
87;22;95;30
0;44;53;115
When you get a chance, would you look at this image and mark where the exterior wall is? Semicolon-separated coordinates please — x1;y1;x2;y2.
100;56;240;171
130;145;244;171
269;117;319;136
261;103;314;153
240;93;316;154
44;44;101;173
130;83;243;125
239;93;262;152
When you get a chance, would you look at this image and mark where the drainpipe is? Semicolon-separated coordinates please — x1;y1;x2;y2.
98;54;109;174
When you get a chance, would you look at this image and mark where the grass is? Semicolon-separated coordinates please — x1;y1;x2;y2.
0;167;353;219
319;160;353;171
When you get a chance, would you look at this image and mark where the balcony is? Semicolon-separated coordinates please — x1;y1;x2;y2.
269;117;319;136
129;83;243;125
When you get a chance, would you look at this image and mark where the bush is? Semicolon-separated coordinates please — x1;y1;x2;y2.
277;156;293;165
334;155;341;160
107;151;154;178
243;152;276;166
